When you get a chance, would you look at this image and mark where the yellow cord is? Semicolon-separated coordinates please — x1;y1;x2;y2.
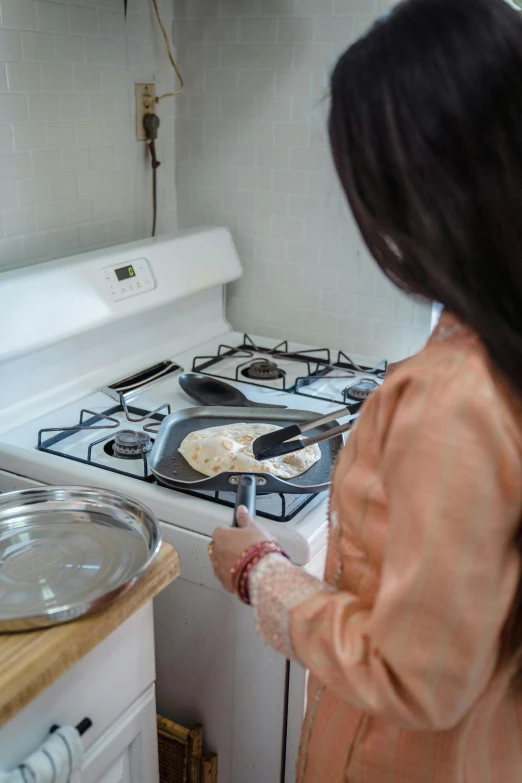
150;0;184;100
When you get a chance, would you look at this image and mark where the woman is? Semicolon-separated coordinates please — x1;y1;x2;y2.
209;0;522;780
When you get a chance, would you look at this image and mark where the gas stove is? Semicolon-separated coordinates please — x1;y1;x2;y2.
0;227;389;783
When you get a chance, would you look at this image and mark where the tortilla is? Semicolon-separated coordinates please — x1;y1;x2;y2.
178;422;321;480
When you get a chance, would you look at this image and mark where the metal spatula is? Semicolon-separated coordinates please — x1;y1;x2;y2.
252;408;357;461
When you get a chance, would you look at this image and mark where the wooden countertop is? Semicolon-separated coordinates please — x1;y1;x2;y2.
0;542;180;728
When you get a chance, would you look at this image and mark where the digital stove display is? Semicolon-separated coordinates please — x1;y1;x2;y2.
115;265;135;282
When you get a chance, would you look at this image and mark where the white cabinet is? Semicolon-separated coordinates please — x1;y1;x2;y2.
0;604;159;783
82;686;159;783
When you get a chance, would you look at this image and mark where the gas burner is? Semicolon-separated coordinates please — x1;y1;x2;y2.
241;359;284;382
344;379;378;402
108;430;153;460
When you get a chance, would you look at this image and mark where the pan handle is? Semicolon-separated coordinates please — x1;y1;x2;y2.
233;475;256;527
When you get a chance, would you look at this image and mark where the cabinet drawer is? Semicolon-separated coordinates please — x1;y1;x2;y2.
0;604;156;771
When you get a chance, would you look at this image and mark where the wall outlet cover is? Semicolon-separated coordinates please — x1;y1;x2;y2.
135;83;157;141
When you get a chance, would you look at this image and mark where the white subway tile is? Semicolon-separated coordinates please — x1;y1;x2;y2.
59;92;89;119
238;167;272;192
55;34;86;63
66;197;93;224
0;0;37;30
47;120;75;149
271;214;304;241
286;240;319;266
69;5;98;36
0;63;6;91
0;29;22;60
7;62;42;91
32;148;61;176
221;43;258;69
0;94;27;123
239;70;275;95
335;0;379;13
13;122;47;151
240;18;277;43
89;145;117;171
98;10;125;39
28;92;59;121
93;192;119;219
35;200;65;229
278;18;314;44
78;170;105;198
0;124;13;154
50;172;77;201
256;44;294;71
206;69;238;94
257;144;290;170
0;237;24;271
356;294;395;321
0;152;31;182
314;16;354;44
204;18;237;43
3;206;36;236
54;224;80;255
41;62;73;91
301;0;334;12
21;30;54;61
274;169;305;195
276;71;312;98
253;190;287;215
287;193;321;219
36;1;69;33
0;181;18;210
100;66;127;92
88;92;119;118
218;0;260;17
274;122;310;148
62;146;89;171
80;219;110;248
222;142;256;167
23;229;54;260
238;120;274;146
18;176;50;206
293;43;332;71
76;120;104;147
73;64;101;91
260;0;296;16
290;146;328;172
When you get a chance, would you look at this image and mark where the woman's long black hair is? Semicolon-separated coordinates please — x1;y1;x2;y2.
329;0;522;684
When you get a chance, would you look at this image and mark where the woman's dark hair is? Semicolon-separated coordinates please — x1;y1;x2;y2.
329;0;522;684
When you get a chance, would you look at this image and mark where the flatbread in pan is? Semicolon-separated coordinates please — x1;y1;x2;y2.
179;422;321;480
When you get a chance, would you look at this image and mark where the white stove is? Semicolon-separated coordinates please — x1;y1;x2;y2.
0;228;385;783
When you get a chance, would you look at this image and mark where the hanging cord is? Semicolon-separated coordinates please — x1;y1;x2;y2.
143;113;161;237
150;0;184;100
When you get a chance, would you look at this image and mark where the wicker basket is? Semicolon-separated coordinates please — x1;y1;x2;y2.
157;714;217;783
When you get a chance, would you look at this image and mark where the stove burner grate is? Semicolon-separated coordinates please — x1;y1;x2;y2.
241;359;284;382
107;430;154;460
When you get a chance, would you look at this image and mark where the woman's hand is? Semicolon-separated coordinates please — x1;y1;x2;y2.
209;507;273;593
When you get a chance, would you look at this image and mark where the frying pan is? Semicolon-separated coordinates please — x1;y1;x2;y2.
148;406;344;525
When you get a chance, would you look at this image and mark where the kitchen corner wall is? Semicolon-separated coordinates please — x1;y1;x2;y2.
173;0;431;361
0;0;177;274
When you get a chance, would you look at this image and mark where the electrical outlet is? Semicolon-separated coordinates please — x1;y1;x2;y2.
135;83;157;141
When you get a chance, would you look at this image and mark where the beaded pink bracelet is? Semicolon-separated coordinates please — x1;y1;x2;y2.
230;540;280;594
232;541;289;605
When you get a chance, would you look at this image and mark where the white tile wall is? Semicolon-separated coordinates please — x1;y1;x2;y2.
0;0;178;273
173;0;431;361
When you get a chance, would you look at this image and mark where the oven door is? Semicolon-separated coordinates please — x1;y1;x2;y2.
155;520;289;783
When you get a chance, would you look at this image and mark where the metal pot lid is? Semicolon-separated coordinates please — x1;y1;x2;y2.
0;486;161;632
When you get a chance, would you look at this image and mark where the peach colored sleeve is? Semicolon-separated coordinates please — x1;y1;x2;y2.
250;375;522;730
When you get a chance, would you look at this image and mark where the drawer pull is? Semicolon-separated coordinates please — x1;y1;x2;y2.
50;717;92;737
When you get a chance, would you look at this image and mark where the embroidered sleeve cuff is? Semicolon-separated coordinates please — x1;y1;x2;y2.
249;553;332;659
